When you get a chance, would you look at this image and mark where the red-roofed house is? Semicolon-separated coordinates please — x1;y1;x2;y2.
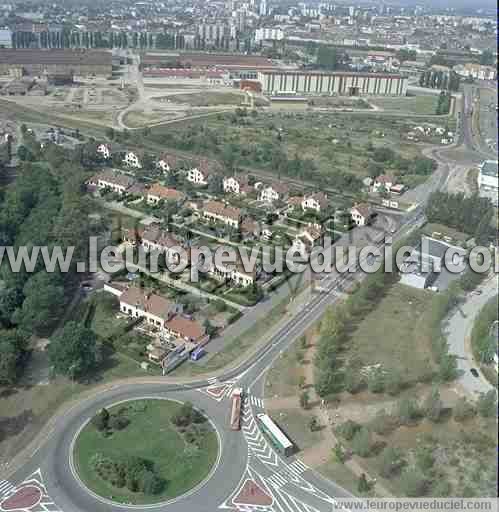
165;315;209;345
146;183;185;205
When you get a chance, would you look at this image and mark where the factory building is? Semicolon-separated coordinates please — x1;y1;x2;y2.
0;49;112;77
258;70;408;96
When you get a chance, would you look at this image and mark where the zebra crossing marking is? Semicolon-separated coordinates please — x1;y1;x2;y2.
266;473;288;489
249;396;265;408
285;460;309;479
0;480;15;497
0;469;64;512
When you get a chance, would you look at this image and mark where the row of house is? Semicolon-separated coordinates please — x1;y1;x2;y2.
104;283;209;363
87;170;185;205
122;223;259;287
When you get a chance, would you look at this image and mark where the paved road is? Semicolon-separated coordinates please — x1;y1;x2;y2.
444;276;497;396
0;84;494;512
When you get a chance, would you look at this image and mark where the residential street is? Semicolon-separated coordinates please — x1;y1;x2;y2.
445;275;497;396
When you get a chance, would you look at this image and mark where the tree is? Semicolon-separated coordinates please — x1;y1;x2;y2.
337;419;361;441
316;45;339;70
399;467;428;497
299;390;310;409
453;396;476;422
14;272;65;336
357;473;370;493
380;446;405;478
0;329;28;385
415;445;434;472
476;390;497;418
384;369;403;395
351;427;372;457
397;398;421;425
370;408;393;436
48;321;100;380
309;416;320;432
93;408;110;431
109;413;130;431
479;49;494;66
333;442;346;463
423;387;444;422
367;367;385;393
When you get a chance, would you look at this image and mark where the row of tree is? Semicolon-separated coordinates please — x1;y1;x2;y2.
419;70;461;92
0;131;96;385
425;191;494;243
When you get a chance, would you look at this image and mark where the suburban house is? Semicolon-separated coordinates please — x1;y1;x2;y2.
301;192;328;213
140;226;186;265
223;176;252;195
203;200;242;228
292;225;324;254
187;160;210;185
87;170;135;195
164;315;209;345
123;151;142;169
240;217;261;241
350;203;374;226
146;183;185;205
209;257;258;287
108;285;183;329
96;143;111;160
259;183;289;203
156;154;177;173
373;175;396;193
122;227;144;246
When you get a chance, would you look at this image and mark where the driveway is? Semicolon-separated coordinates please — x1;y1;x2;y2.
444;275;497;397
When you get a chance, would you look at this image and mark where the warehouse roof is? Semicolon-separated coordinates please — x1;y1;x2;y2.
0;49;112;66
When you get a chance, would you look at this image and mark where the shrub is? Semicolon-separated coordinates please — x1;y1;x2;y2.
351;427;372;457
476;390;497;418
399;467;428;497
336;420;361;441
93;408;110;432
453;397;476;422
380;446;405;478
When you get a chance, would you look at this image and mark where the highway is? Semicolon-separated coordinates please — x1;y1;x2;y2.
0;84;494;512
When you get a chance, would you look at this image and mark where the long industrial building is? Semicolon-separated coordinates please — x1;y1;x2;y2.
258;70;408;96
0;49;113;78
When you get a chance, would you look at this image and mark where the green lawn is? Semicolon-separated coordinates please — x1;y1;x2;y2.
74;399;219;505
370;95;440;115
347;284;437;384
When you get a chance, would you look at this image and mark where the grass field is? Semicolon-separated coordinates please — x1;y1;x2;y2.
370;95;440;115
163;91;247;107
148;111;433;189
346;284;437;383
74;399;219;505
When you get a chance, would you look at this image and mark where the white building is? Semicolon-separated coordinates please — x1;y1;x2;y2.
223;176;250;195
350;203;373;226
96;143;111;160
255;27;284;42
123;151;142;169
187;164;210;186
259;183;289;203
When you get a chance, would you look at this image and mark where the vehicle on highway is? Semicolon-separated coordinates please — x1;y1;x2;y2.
470;368;479;378
230;388;243;431
257;413;294;457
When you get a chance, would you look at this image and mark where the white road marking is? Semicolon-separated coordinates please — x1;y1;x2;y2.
0;480;14;496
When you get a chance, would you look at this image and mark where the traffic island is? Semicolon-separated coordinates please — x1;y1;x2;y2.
72;398;219;506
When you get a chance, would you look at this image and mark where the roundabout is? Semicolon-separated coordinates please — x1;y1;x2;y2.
71;398;220;507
